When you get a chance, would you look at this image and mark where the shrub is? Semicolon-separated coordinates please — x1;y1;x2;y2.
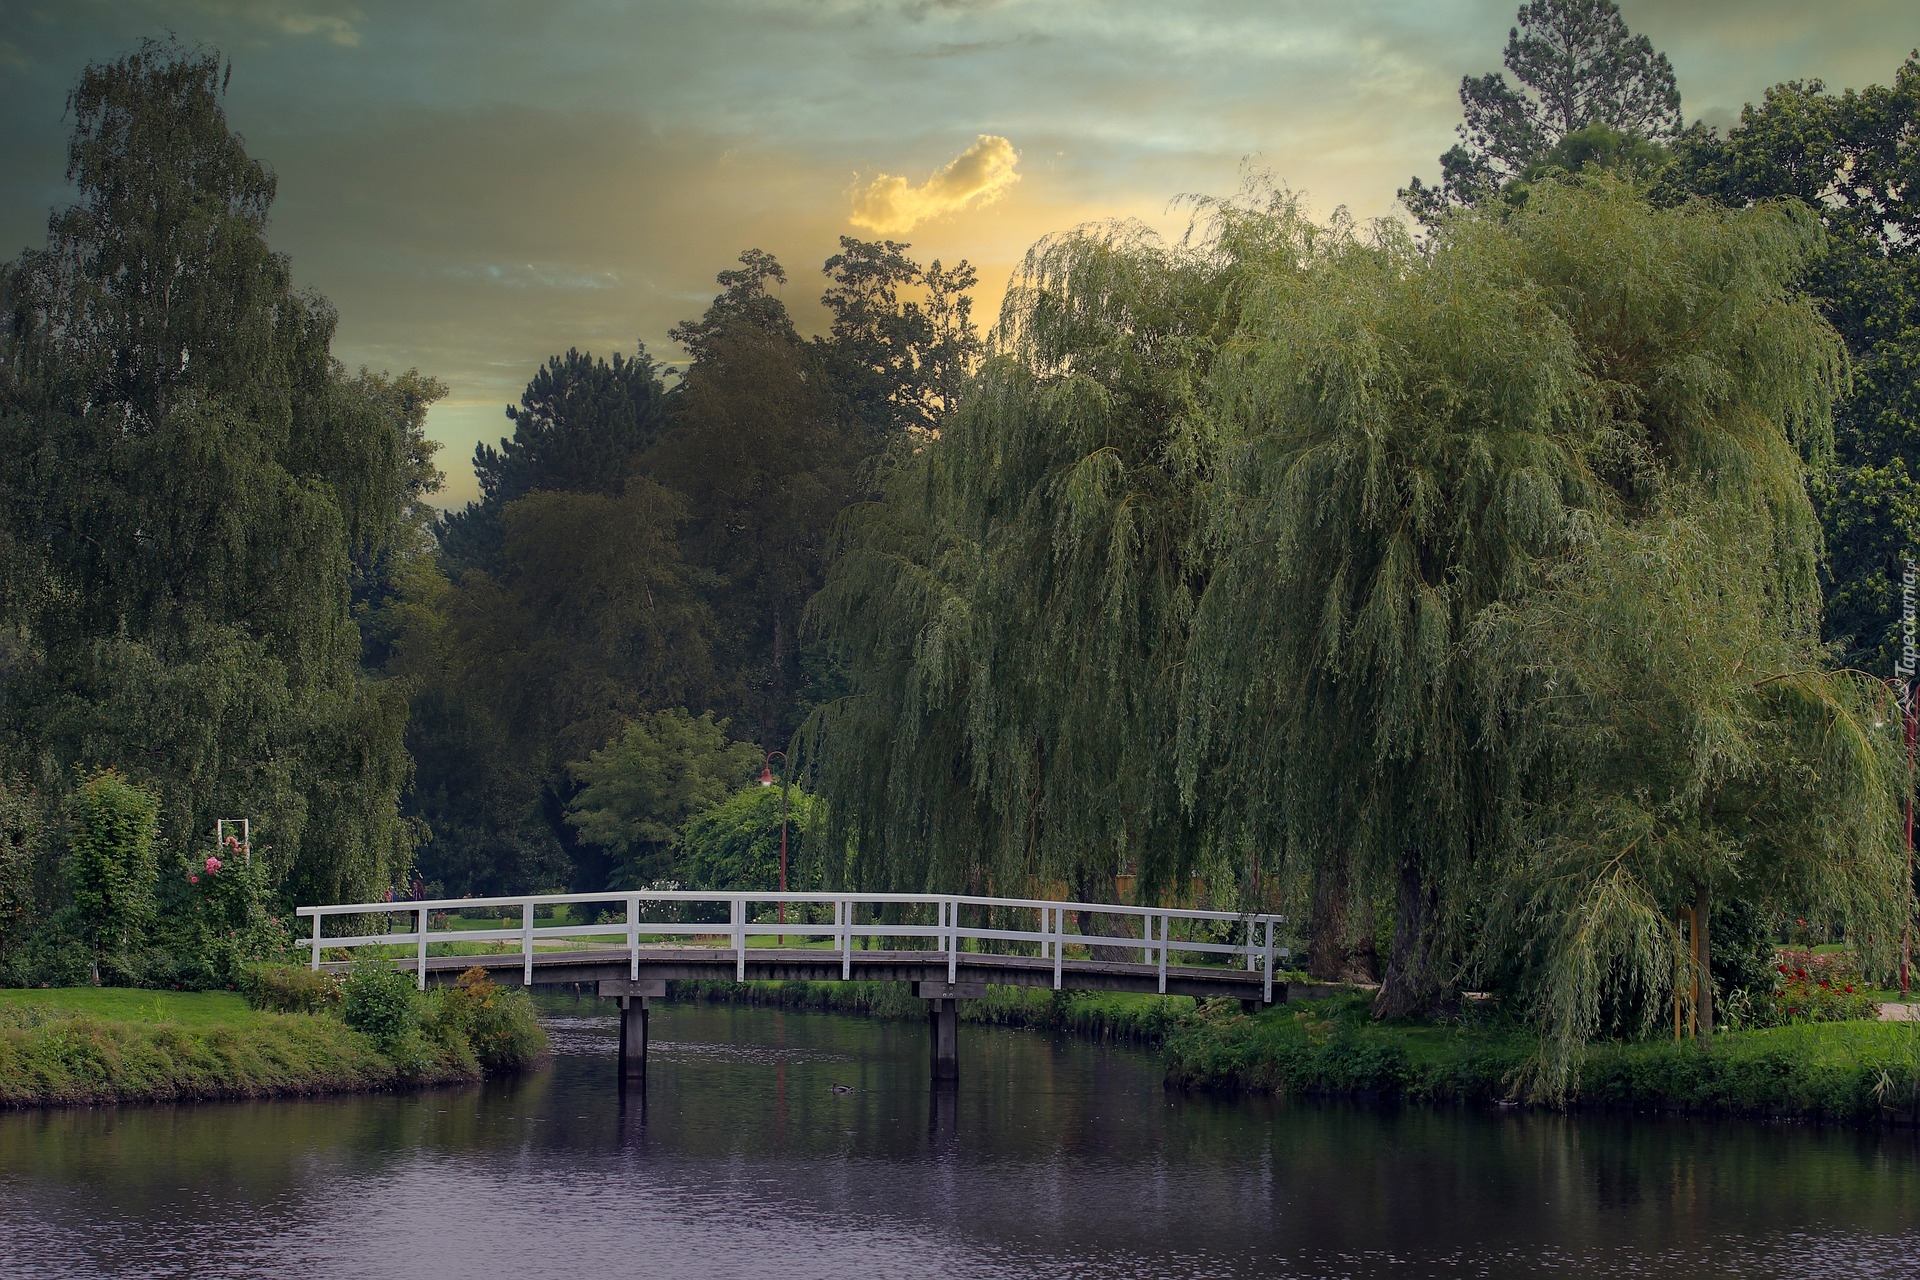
1749;948;1880;1026
0;776;43;962
239;962;342;1014
64;768;160;982
341;955;418;1051
163;833;298;989
432;967;545;1072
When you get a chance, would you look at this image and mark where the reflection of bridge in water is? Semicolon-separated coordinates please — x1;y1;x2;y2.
296;891;1288;1084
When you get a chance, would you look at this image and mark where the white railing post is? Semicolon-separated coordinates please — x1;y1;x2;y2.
310;912;322;971
1158;911;1169;995
1263;918;1274;1004
416;906;428;990
734;896;746;981
946;897;958;983
522;900;534;988
628;894;640;980
1053;906;1063;990
839;897;850;980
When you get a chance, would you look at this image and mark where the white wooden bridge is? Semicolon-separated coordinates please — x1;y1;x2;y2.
297;890;1287;1083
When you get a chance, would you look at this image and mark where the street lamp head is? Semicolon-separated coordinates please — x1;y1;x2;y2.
760;763;774;788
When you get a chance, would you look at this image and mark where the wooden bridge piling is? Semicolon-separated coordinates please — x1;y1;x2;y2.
603;979;664;1083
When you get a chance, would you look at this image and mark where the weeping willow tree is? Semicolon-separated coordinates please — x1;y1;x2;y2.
811;174;1904;1085
1185;178;1903;1072
1481;504;1903;1092
1183;194;1600;1008
804;200;1290;903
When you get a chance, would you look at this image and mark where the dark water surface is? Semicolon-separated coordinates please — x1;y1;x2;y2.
1;999;1916;1278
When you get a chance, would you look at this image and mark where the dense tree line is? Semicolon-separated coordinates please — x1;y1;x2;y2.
403;236;980;896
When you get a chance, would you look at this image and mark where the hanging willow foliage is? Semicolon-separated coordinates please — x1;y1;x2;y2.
810;176;1904;1090
804;195;1309;901
1188;176;1898;1082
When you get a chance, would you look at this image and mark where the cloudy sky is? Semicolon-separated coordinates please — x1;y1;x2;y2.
1;1;1910;504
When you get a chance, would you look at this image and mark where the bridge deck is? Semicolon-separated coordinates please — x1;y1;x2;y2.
331;947;1284;1002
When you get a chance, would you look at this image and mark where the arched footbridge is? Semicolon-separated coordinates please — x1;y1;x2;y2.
296;891;1289;1084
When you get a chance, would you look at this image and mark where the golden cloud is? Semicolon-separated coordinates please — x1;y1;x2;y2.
849;134;1020;234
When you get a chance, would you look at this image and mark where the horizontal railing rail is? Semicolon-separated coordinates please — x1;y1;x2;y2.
296;891;1287;1001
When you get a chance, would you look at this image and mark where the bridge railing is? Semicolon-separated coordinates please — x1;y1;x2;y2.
295;891;1287;1001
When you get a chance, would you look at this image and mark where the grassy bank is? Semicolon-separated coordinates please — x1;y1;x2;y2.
669;979;1196;1043
0;972;546;1108
1162;993;1920;1124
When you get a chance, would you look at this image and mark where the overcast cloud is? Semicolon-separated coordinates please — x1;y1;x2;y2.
1;0;1910;502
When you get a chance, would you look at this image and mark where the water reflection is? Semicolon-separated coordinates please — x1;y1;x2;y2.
0;996;1915;1278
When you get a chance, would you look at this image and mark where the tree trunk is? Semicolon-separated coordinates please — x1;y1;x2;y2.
1347;893;1380;983
1307;861;1350;982
1694;881;1714;1037
1372;856;1440;1019
1071;871;1139;964
1308;859;1378;983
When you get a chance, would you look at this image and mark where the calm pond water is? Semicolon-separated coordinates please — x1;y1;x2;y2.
1;998;1916;1278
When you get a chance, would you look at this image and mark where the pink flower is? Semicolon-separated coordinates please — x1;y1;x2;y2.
188;874;199;884
206;856;223;874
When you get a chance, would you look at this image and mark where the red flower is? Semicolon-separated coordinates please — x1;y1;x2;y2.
1777;965;1789;975
1820;980;1831;988
1796;969;1809;979
1845;986;1855;994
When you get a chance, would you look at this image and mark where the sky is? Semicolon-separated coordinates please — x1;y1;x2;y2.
1;1;1912;505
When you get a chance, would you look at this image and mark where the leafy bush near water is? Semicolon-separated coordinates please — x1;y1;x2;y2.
433;968;546;1073
341;955;418;1051
334;960;545;1077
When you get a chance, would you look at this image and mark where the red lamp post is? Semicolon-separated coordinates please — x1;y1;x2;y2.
761;750;790;939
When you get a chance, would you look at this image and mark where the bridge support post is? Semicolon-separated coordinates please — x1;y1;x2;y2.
914;980;981;1084
927;998;958;1082
619;996;648;1083
601;979;665;1085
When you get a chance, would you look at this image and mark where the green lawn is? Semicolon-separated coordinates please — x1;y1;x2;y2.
0;987;254;1029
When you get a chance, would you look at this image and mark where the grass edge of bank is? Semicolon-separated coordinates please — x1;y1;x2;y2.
0;982;546;1108
668;978;1194;1043
1163;994;1920;1125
